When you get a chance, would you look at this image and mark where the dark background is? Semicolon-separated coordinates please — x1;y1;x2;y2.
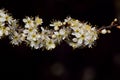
0;0;119;80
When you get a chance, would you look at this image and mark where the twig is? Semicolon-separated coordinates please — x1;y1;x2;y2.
97;18;120;32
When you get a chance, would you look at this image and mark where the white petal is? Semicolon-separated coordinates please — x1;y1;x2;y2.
23;19;27;23
4;31;9;35
59;29;65;35
78;39;83;45
0;18;6;22
25;24;30;28
0;13;6;17
0;30;3;36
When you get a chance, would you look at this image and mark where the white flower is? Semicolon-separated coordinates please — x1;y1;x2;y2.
9;19;19;30
3;27;10;35
53;28;69;42
66;18;80;27
0;12;13;24
40;27;51;40
0;26;10;37
50;21;63;30
54;32;62;42
46;38;56;50
5;15;13;24
27;33;40;41
23;17;32;23
23;28;37;34
23;17;34;28
30;40;40;49
10;31;22;45
35;16;43;26
68;42;78;49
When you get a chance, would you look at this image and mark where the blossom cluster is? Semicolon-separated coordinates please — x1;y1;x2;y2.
0;9;111;50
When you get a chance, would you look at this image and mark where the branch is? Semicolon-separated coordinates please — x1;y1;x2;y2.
98;18;120;32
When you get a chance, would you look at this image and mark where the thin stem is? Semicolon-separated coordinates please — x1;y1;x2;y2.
97;18;120;32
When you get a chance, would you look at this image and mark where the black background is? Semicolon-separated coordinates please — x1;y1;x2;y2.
0;0;119;80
